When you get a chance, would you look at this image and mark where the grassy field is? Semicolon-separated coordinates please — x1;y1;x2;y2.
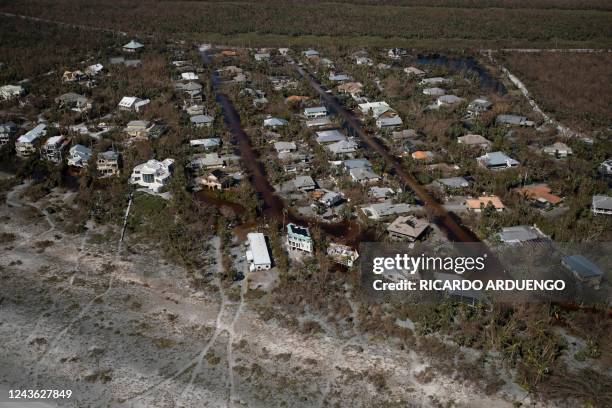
500;51;612;132
0;0;611;48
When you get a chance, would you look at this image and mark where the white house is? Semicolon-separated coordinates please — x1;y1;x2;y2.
304;106;327;119
190;114;214;128
118;96;150;112
16;124;47;158
286;223;313;253
543;142;573;158
0;84;25;100
592;195;612;215
246;232;272;271
123;40;144;53
181;72;199;81
130;158;174;192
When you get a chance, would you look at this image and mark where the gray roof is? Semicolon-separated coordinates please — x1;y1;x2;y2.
316;129;346;144
349;167;379;181
436;177;469;189
479;151;519;167
592;195;612;211
70;144;92;158
438;95;463;104
326;140;358;155
377;116;403;127
496;114;534;126
499;225;547;243
293;175;316;189
562;255;603;279
191;114;214;124
329;74;351;82
99;150;119;161
343;158;371;170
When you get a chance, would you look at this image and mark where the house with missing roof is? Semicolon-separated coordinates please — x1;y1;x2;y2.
286;223;313;253
41;135;70;163
246;232;272;271
327;243;359;267
477;151;519;170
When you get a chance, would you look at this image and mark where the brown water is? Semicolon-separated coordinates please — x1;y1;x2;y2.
203;51;372;247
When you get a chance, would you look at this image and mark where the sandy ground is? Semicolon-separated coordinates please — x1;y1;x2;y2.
0;183;528;407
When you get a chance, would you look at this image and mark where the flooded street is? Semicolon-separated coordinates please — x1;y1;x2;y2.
202;51;372;246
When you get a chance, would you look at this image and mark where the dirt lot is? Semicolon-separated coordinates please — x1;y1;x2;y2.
0;182;531;407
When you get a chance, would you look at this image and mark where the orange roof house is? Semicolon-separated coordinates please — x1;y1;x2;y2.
465;195;505;212
411;151;434;161
516;184;562;206
285;95;310;104
221;50;238;57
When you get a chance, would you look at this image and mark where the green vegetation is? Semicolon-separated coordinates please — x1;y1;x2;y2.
1;0;611;48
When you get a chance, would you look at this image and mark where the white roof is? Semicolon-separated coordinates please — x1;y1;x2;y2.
44;135;65;146
274;141;296;151
133;158;174;177
18;124;47;143
304;106;327;114
358;101;392;118
247;233;271;266
119;96;138;107
123;40;144;49
263;117;288;127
